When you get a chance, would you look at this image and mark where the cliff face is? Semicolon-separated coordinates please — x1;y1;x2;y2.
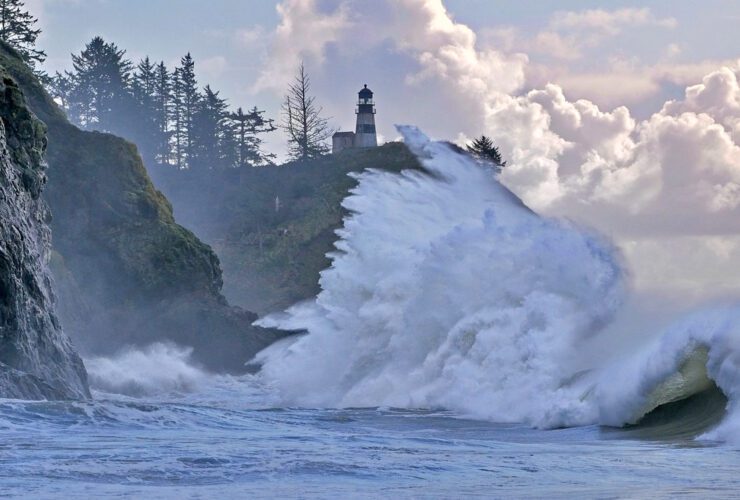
0;44;281;373
0;68;89;399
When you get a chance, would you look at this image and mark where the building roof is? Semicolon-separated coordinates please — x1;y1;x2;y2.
358;84;373;97
333;131;355;138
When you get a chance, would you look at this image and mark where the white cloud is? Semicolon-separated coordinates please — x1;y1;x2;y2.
549;8;677;34
254;0;527;97
495;63;740;240
524;58;740;110
483;7;676;63
662;66;740;142
391;0;528;96
253;0;351;92
478;6;688;108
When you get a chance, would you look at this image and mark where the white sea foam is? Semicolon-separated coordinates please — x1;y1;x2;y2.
85;343;215;397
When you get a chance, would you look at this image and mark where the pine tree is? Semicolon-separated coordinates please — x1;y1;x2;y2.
230;106;276;167
69;36;133;133
132;57;156;103
192;85;228;170
171;53;200;168
152;61;172;165
220;118;238;169
130;57;158;164
281;63;331;161
170;67;184;168
179;53;200;165
466;135;506;171
0;0;44;67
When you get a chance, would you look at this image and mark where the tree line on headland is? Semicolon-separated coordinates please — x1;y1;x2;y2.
0;0;506;171
49;38;278;170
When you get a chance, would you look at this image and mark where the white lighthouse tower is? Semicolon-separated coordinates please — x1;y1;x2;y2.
354;84;377;148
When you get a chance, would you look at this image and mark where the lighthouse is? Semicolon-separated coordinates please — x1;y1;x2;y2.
354;84;377;148
332;84;379;154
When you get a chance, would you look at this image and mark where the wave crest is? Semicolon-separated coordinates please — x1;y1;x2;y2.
85;343;214;397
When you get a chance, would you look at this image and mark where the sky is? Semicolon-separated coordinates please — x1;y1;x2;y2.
26;0;740;301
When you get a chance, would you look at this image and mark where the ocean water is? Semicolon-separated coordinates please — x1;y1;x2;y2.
5;126;740;497
1;371;739;499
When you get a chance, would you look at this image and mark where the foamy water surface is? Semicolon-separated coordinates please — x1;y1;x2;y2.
1;364;738;498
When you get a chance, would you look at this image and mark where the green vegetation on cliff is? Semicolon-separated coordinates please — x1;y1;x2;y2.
0;42;280;372
151;142;423;314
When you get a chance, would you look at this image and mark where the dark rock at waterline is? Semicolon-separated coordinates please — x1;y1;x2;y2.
0;67;89;399
66;292;282;374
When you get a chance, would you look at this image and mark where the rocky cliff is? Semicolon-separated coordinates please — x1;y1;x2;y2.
0;67;89;399
0;43;281;373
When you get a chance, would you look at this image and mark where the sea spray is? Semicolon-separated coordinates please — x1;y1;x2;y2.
85;343;215;397
257;126;624;427
84;342;279;409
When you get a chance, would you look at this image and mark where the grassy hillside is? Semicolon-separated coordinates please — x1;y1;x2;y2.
150;142;423;313
0;42;280;372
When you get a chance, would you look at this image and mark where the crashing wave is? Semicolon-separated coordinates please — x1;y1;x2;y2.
257;125;623;427
256;126;740;442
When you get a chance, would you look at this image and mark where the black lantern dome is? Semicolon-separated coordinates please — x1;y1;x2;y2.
358;84;373;98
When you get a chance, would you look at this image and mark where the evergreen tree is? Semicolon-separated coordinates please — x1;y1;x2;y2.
219;118;238;169
171;53;200;168
132;57;156;103
466;135;506;171
68;36;133;133
0;0;44;66
230;106;276;167
281;63;331;161
170;67;184;168
130;57;158;164
192;85;228;170
152;61;172;165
